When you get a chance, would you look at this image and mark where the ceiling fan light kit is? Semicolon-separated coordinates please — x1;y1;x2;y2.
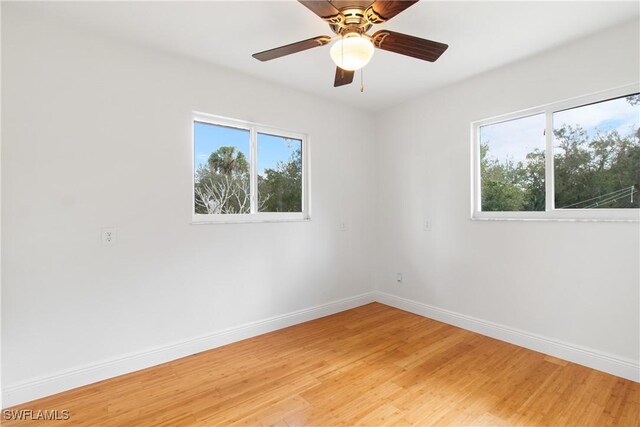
330;33;374;71
252;0;448;88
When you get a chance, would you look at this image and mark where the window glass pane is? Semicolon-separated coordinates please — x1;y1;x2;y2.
194;122;251;214
257;133;303;212
554;94;640;209
479;114;546;211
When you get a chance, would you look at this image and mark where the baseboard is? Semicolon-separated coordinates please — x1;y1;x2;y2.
2;291;376;408
5;290;637;408
375;291;640;382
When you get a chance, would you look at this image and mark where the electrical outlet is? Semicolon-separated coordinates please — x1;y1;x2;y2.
339;221;348;231
396;272;403;283
101;227;117;246
423;219;432;231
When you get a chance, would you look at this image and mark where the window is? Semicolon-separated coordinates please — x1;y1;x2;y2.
554;96;639;210
472;84;640;221
479;114;546;212
257;132;303;213
193;114;308;222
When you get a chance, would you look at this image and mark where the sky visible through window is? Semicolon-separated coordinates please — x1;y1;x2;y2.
258;133;301;175
481;96;640;164
194;122;299;175
480;114;545;164
554;96;639;141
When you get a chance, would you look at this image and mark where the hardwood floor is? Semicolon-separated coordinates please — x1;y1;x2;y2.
3;303;639;426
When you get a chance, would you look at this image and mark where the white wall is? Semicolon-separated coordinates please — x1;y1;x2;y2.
375;20;640;364
1;8;377;403
2;4;639;409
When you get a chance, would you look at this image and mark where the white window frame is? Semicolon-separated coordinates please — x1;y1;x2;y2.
471;83;640;222
192;112;310;224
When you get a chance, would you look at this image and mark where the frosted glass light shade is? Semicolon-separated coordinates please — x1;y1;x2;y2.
330;34;374;71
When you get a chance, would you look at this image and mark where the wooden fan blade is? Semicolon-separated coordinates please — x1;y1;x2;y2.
367;0;418;22
253;36;332;61
331;1;375;9
372;30;448;62
298;1;342;21
334;67;354;87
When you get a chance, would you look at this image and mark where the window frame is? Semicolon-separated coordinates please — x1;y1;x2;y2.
192;112;310;224
471;83;640;222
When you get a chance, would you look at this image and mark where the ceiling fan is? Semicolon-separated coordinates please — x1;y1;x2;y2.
252;0;448;88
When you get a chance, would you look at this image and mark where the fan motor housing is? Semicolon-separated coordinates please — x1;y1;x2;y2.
329;8;374;35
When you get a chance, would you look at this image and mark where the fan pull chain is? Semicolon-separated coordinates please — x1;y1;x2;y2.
360;68;364;93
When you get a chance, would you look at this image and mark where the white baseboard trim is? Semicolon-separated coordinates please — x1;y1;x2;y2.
375;291;640;382
5;290;637;408
2;292;376;408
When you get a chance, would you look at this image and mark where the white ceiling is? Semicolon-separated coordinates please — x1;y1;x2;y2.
7;1;639;111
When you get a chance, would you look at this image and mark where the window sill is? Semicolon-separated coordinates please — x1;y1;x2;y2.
191;215;311;225
471;217;639;223
471;212;640;223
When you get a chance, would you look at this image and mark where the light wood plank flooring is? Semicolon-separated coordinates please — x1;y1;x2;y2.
3;303;639;426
